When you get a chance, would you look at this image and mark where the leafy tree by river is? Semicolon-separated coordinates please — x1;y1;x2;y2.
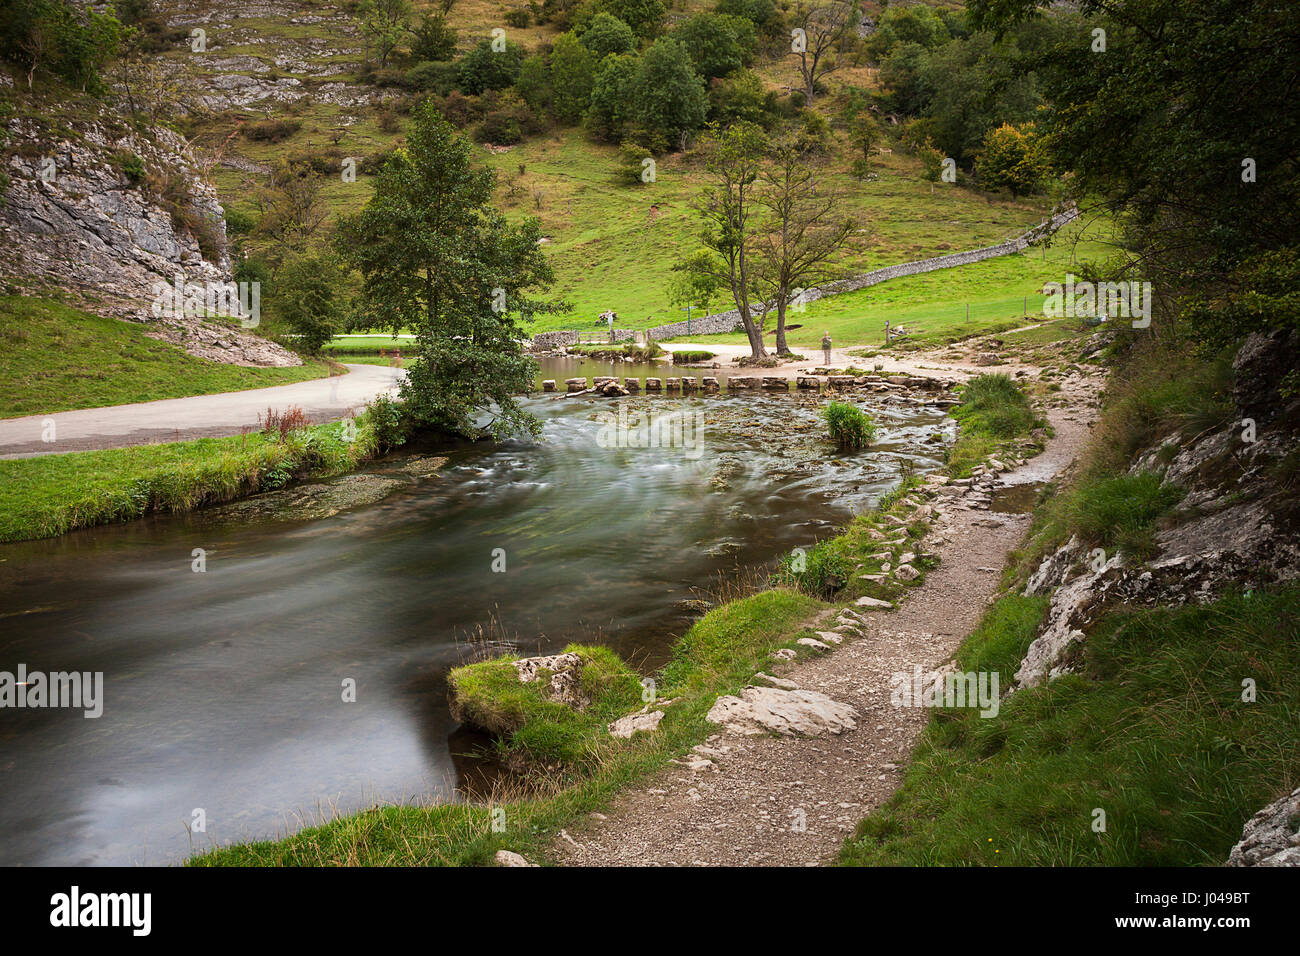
335;103;562;440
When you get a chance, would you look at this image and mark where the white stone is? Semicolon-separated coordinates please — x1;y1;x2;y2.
706;686;858;737
607;709;665;738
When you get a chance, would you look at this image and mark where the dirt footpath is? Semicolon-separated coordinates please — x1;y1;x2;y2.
553;370;1100;866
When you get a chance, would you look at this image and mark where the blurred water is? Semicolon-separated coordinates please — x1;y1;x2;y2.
0;387;952;865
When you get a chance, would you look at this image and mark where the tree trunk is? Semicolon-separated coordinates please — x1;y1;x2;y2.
775;299;790;354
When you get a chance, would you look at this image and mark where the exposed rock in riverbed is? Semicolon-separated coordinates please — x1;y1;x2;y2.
201;473;408;523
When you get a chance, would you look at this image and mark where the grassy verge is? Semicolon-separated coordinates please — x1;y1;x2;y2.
840;586;1300;866
190;471;944;865
0;402;404;543
0;296;333;418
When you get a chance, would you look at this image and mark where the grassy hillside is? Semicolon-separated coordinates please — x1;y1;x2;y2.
165;0;1066;336
665;215;1117;349
0;297;333;418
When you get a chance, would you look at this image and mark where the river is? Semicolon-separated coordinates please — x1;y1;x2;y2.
0;359;953;865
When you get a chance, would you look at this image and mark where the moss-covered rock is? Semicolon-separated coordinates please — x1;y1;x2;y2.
447;644;644;768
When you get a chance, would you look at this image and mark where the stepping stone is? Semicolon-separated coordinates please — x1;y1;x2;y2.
815;631;844;644
855;596;894;609
797;637;832;651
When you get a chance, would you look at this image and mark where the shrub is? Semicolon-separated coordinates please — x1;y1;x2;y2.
244;119;301;142
116;151;145;184
365;393;409;452
223;204;257;237
405;60;457;92
823;401;875;448
504;7;531;27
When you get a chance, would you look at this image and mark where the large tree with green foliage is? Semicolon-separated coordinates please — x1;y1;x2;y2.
970;0;1300;351
580;12;637;58
0;0;121;91
753;141;855;355
336;105;560;439
630;37;708;150
549;32;597;124
692;122;771;358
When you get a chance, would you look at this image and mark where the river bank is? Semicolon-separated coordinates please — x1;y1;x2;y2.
186;358;1089;866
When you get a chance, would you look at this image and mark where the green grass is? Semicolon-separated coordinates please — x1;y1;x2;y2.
841;586;1300;866
662;217;1118;349
823;401;876;449
0;409;396;543
946;373;1043;477
447;645;644;769
0;296;331;418
1065;472;1185;557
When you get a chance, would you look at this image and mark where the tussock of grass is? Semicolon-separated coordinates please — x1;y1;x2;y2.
945;373;1042;477
448;645;643;769
823;401;875;449
841;587;1300;866
671;349;715;364
1064;471;1185;557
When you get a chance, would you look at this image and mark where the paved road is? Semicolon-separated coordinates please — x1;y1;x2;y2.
0;364;406;459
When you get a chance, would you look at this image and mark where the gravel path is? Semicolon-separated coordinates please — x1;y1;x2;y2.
553;369;1100;866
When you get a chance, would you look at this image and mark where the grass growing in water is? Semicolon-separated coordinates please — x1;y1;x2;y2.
823;401;875;449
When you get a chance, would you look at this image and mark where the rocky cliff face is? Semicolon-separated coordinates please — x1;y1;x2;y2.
0;74;300;366
1013;329;1300;687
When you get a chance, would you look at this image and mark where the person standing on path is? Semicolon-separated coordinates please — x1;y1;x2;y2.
822;331;832;365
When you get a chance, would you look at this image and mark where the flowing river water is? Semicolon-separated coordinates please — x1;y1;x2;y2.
0;358;954;865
